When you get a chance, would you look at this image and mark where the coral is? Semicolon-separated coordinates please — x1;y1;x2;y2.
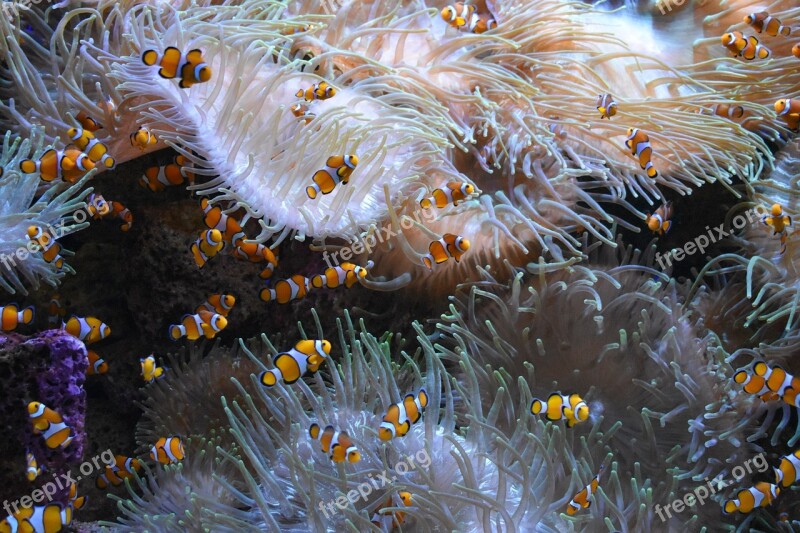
0;329;87;506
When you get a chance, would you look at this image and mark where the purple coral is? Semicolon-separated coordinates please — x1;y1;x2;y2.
0;329;87;505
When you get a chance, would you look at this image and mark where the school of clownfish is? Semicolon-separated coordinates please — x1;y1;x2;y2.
2;7;800;531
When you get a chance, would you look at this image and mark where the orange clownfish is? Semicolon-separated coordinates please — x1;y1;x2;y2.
290;103;315;123
201;198;243;243
295;81;336;102
75;99;115;132
47;294;66;327
441;3;475;29
141;355;165;383
28;402;73;449
596;94;617;119
566;466;603;515
169;311;227;341
140;155;195;191
150;436;185;464
259;274;312;304
530;392;590;428
420;182;475;209
196;294;236;317
306;155;358;199
311;262;367;289
774;449;800;488
20;148;95;183
67;127;115;169
645;202;673;235
62;315;110;345
0;303;34;332
93;198;133;232
190;229;225;268
371;491;413;529
625;128;657;178
26;450;41;481
130;127;158;151
708;104;745;120
721;32;770;60
421;233;470;270
0;503;73;533
466;12;496;34
27;226;65;269
744;12;791;37
762;203;792;253
230;236;279;279
95;455;142;489
378;389;428;441
87;350;109;375
258;339;331;386
723;482;779;514
734;360;800;407
309;423;361;463
142;47;211;89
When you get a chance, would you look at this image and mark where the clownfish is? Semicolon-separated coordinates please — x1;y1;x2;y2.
75;99;115;132
566;466;603;515
28;402;73;449
371;491;413;529
290;103;315;123
47;295;66;327
306;155;358;199
25;450;41;482
441;3;475;29
20;148;95;183
92;198;133;232
196;294;236;317
378;389;428;441
95;455;142;489
150;437;185;464
259;274;312;304
0;303;34;332
420;182;475;209
744;12;791;37
625;128;657;178
309;423;361;463
169;311;227;341
142;47;211;89
296;81;336;102
762;203;792;253
597;94;617;119
141;355;165;383
311;262;368;289
190;229;225;268
794;43;800;59
700;103;745;120
87;350;109;375
230;237;279;279
734;361;800;407
62;315;111;345
421;233;470;270
140;155;195;191
67;482;86;511
723;482;779;514
200;198;244;243
0;503;73;533
530;392;590;428
774;448;800;488
645;202;673;235
130;127;158;151
259;339;331;386
27;226;65;269
66;127;115;169
721;32;771;60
